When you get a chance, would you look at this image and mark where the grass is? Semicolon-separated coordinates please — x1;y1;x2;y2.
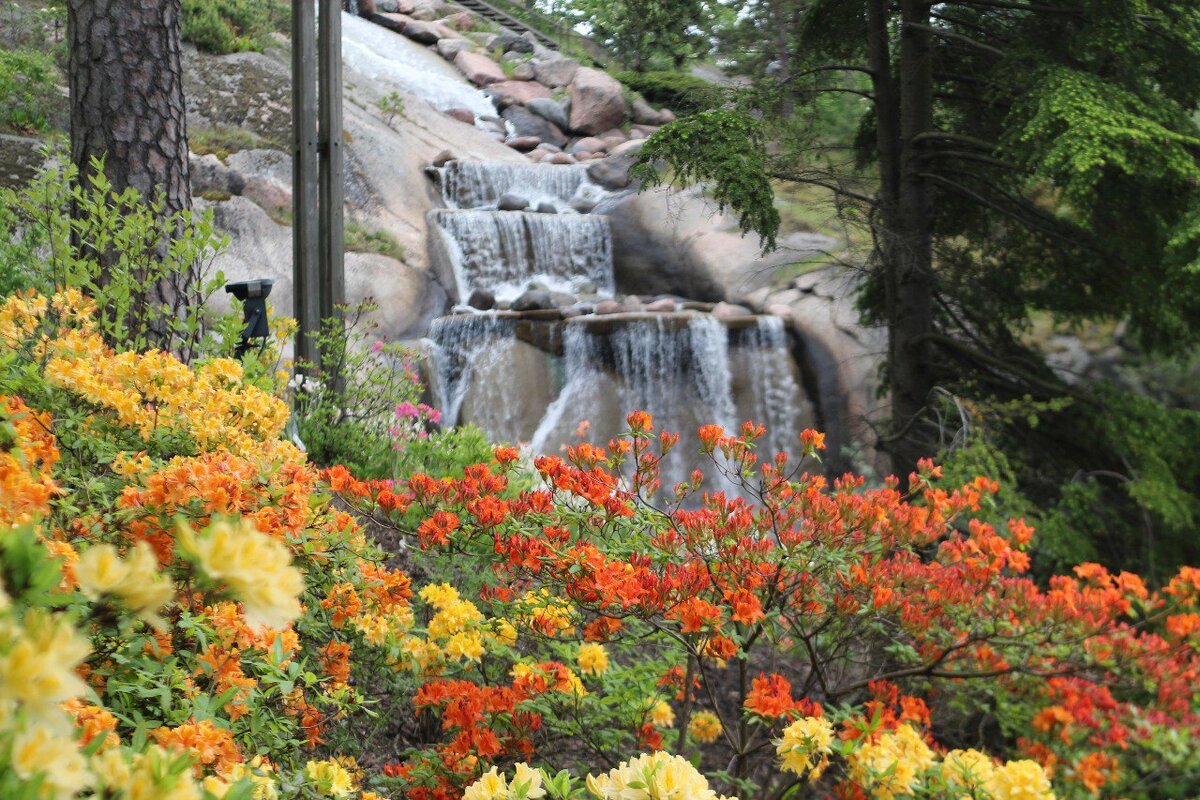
190;125;269;161
768;179;872;287
345;224;406;262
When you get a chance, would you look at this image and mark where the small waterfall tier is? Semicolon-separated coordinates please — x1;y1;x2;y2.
427;311;813;491
438;162;600;211
430;209;614;302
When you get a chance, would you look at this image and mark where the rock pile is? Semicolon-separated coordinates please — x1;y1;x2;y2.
350;0;676;165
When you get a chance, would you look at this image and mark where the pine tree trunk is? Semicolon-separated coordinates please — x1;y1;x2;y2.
68;0;191;217
868;0;936;479
889;0;935;477
67;0;193;346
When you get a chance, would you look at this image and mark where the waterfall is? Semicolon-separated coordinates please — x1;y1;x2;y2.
735;316;808;460
341;11;496;117
529;316;739;491
439;162;593;210
430;209;615;302
423;158;816;497
428;314;516;428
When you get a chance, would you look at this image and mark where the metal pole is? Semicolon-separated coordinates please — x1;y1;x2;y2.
318;0;346;324
291;0;320;368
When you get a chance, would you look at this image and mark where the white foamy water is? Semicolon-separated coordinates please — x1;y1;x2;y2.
429;209;615;301
341;11;496;118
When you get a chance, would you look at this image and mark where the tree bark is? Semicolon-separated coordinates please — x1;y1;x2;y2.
68;0;191;217
866;0;936;478
888;0;936;477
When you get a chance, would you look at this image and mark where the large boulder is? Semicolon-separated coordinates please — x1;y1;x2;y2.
568;67;628;135
454;51;507;85
486;80;551;107
502;105;568;147
526;97;570;131
510;62;536;81
401;19;446;44
436;37;472;59
532;55;578;88
0;134;46;189
190;153;246;196
630;96;668;125
512;289;554;312
492;31;534;53
223;148;292;212
585;140;643;189
183;51;293;146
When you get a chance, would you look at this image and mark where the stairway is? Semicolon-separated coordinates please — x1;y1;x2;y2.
451;0;612;66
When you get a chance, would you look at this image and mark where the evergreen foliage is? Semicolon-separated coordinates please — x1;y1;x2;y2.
641;0;1200;574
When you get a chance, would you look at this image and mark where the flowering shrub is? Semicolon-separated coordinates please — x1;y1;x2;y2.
333;414;1200;799
0;290;409;798
2;287;1199;799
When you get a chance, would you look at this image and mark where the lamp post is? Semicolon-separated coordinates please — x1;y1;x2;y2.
292;0;345;370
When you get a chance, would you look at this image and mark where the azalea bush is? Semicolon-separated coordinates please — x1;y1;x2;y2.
1;286;1199;800
0;289;407;798
331;417;1200;800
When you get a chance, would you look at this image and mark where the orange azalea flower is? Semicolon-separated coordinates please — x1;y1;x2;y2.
745;673;795;719
152;718;243;776
627;410;653;432
61;699;119;749
321;640;353;686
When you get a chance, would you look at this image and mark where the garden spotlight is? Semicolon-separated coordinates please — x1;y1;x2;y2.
224;279;275;356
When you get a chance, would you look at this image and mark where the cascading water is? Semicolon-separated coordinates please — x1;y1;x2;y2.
426;160;816;497
733;316;810;461
430;209;614;302
439;162;595;210
529;315;742;490
341;11;495;118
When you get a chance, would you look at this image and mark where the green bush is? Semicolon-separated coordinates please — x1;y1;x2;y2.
0;48;58;132
615;69;725;116
181;0;289;55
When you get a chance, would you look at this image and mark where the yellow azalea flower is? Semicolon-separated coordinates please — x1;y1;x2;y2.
444;631;486;662
77;541;174;626
586;751;732;799
76;544;130;597
488;617;518;647
576;642;609;676
419;582;460;608
512;763;547;799
203;775;231;798
114;541;175;628
943;749;997;795
464;766;508;800
11;724;90;800
648;699;675;728
688;711;723;745
353;613;392;646
992;759;1056;800
123;745;202;800
177;517;304;629
847;724;936;800
91;747;132;789
776;716;834;778
0;609;90;711
222;756;279;800
305;759;355;797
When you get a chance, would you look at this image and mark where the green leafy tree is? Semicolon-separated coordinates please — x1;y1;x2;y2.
637;0;1200;574
549;0;718;70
